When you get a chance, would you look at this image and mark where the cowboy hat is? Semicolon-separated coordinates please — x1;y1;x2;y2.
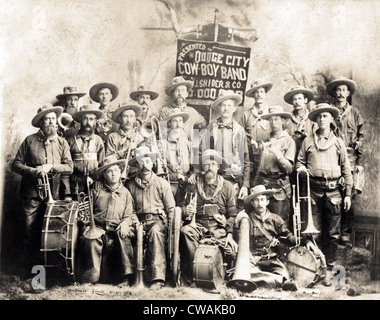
244;185;277;206
112;102;142;123
130;85;159;101
283;85;314;105
211;89;243;110
163;108;190;123
128;146;160;167
308;103;340;122
72;104;104;122
56;86;86;100
260;105;292;120
164;76;193;96
31;103;63;127
245;80;273;97
89;82;119;103
326;77;357;97
92;154;126;179
193;149;229;171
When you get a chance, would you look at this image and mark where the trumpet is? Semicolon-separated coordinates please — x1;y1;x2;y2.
37;172;55;204
58;112;75;131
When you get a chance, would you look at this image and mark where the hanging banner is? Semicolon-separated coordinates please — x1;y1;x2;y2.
175;39;251;107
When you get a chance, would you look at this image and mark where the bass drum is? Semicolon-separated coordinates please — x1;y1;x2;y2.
193;244;225;290
40;200;79;281
284;246;320;288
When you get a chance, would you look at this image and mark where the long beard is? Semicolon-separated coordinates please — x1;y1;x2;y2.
42;124;57;137
79;124;95;135
204;170;217;184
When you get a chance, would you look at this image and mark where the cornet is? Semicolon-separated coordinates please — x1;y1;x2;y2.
37;172;55;204
57;112;74;131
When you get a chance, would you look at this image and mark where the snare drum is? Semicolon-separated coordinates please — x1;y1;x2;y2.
193;244;225;290
285;246;320;288
40;200;79;281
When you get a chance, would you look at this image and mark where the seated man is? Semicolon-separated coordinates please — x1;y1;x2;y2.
178;149;238;286
77;155;138;286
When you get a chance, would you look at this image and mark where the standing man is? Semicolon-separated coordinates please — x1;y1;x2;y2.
130;85;159;125
78;155;138;286
296;103;353;266
89;82;120;143
178;149;238;286
253;106;296;226
12;104;73;272
236;80;273;182
62;105;105;199
126;146;176;289
199;90;250;202
158;76;207;140
326;77;364;245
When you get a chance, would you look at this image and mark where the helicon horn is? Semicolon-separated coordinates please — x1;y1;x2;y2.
58;112;74;131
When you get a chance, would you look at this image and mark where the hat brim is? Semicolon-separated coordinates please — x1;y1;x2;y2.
284;89;314;105
163;112;190;123
211;94;243;110
92;159;126;179
326;79;357;97
128;152;160;167
89;83;119;102
165;81;193;96
72;109;104;122
112;105;142;123
260;112;292;120
130;91;159;101
56;93;86;100
246;83;273;97
244;189;277;206
194;153;229;171
31;107;63;127
308;106;340;122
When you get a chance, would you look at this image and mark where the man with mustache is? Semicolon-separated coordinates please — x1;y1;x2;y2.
178;149;238;286
326;77;364;246
62;105;105;199
158;76;206;140
12;104;73;274
125;146;176;289
296;103;353;267
130;85;159;126
89;82;120;143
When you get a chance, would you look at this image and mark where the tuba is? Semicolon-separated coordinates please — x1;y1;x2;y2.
58;112;74;131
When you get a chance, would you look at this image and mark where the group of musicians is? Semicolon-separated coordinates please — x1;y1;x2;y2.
11;75;364;292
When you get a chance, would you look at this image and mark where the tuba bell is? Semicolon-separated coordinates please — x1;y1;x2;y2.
58;112;74;131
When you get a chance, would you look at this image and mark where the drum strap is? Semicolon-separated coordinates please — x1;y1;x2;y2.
250;216;273;242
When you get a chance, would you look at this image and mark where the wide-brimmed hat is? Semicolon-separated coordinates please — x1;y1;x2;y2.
89;82;119;103
260;105;292;120
308;103;340;122
128;146;160;167
92;154;126;179
130;85;159;101
72;104;104;122
112;102;142;123
244;185;277;205
56;86;86;100
165;76;193;96
31;103;63;127
326;77;357;97
283;85;314;105
211;90;243;110
245;80;273;97
163;108;190;123
194;149;229;171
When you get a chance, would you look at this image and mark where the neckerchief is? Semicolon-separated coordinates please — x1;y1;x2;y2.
75;133;96;154
38;130;58;146
291;109;309;125
118;128;134;146
313;130;337;151
103;181;123;199
196;174;224;202
251;105;268;130
335;102;352;127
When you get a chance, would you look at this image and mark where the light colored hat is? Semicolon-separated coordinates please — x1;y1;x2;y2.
128;146;159;167
326;77;357;97
89;82;119;103
56;86;86;100
245;80;273;97
130;85;159;101
31;103;63;128
163;108;190;123
260;105;292;120
308;103;340;122
194;149;228;171
92;154;126;179
211;89;243;110
72;104;104;122
112;102;142;123
283;85;314;105
165;76;193;96
244;185;277;205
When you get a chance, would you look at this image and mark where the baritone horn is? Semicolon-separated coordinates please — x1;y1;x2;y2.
226;216;257;292
58;112;74;131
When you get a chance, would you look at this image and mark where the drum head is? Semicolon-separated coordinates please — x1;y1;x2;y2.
285;246;320;288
